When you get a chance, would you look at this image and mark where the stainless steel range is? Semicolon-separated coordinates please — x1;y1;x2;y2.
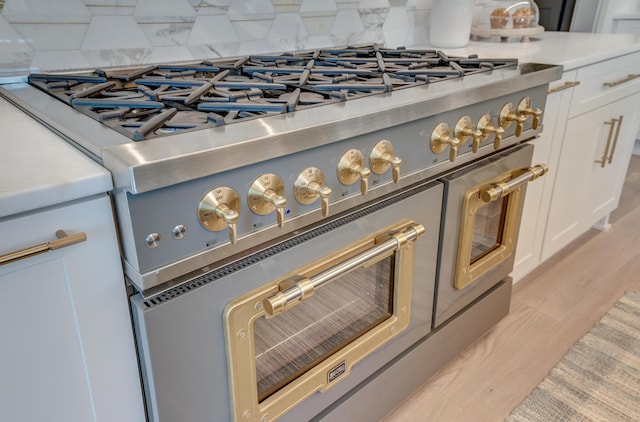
0;45;562;422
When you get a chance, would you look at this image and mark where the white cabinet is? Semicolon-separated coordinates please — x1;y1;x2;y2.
582;95;639;226
0;194;145;422
612;14;640;34
513;51;640;281
542;92;640;260
512;71;577;281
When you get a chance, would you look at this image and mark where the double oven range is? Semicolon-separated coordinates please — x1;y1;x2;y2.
0;46;561;422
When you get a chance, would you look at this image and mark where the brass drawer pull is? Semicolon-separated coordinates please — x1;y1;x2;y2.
0;230;87;266
263;223;425;316
548;80;581;94
603;74;640;88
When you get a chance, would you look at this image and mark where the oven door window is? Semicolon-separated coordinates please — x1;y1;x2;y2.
470;196;508;263
454;173;524;290
223;221;424;422
254;256;393;402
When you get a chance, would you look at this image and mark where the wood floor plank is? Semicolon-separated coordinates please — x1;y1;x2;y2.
611;154;640;223
516;212;640;321
383;156;640;422
456;252;640;421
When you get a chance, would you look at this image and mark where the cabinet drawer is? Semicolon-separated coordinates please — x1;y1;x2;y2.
570;51;640;118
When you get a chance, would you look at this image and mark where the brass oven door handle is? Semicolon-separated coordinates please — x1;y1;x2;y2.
480;164;549;203
603;74;640;88
263;223;425;316
0;230;87;266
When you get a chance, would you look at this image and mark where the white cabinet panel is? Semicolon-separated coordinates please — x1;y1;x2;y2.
586;94;640;223
569;51;640;118
512;71;577;282
515;55;640;279
542;93;640;261
0;194;145;422
1;258;95;421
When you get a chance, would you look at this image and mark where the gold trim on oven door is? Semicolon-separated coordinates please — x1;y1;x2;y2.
223;220;425;422
454;164;548;290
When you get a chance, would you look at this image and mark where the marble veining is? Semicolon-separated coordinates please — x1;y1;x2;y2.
185;1;229;16
332;9;364;34
0;0;434;74
3;0;91;24
139;22;194;47
359;7;390;30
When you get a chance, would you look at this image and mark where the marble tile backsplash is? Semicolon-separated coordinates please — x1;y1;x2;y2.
0;0;436;76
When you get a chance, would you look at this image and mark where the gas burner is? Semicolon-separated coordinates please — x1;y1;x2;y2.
278;92;327;104
28;45;518;141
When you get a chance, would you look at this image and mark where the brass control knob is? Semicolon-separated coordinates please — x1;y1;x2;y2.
430;122;460;163
477;114;505;150
294;167;332;217
248;174;287;228
454;116;483;153
500;103;527;137
337;149;371;196
517;97;542;129
198;187;241;244
370;140;402;183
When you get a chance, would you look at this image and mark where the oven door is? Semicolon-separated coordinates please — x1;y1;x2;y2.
224;220;423;422
130;181;442;422
434;143;547;327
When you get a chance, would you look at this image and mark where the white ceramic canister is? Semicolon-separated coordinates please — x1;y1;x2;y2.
429;0;475;48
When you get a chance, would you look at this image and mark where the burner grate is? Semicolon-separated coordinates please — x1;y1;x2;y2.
28;45;517;141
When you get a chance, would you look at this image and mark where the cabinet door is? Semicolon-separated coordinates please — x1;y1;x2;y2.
542;93;640;261
512;71;576;282
0;195;145;422
587;94;640;224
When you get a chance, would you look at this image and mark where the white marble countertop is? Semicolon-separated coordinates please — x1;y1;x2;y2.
433;31;640;71
0;96;112;219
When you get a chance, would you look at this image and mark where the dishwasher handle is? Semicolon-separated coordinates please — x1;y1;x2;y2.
0;230;87;266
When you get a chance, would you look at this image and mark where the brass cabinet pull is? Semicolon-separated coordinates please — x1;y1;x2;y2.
547;80;580;94
595;117;623;168
608;115;624;164
480;164;549;203
263;223;425;316
0;230;87;266
596;119;616;167
603;74;640;88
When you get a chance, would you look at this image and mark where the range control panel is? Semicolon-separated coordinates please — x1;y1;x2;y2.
117;88;547;288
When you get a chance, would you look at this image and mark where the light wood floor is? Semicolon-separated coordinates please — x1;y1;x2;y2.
383;154;640;422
